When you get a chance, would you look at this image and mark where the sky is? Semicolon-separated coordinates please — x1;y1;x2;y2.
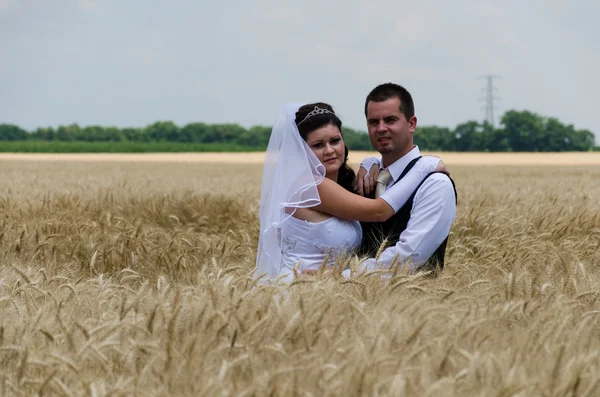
1;0;599;143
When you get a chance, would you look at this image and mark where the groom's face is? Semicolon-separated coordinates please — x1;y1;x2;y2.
366;97;416;163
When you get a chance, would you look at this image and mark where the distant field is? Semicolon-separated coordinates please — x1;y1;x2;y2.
0;140;264;153
1;151;600;165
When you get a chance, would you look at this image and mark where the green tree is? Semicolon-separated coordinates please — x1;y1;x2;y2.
80;125;108;142
2;111;595;152
30;127;56;140
341;127;372;150
212;124;246;143
121;128;147;142
499;110;544;151
568;128;596;151
180;122;211;143
0;124;28;140
144;121;180;141
55;124;80;141
414;126;454;151
237;126;271;147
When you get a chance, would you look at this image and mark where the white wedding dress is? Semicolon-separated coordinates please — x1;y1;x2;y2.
278;215;362;282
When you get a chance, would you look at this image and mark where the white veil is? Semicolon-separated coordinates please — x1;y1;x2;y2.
254;103;326;282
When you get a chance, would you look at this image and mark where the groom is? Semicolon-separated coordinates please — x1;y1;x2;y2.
354;82;457;276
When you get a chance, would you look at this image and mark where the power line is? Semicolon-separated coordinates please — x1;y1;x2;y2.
479;74;501;127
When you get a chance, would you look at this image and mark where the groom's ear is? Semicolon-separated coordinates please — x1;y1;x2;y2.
408;116;417;134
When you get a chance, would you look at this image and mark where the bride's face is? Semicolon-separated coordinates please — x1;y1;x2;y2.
305;124;345;177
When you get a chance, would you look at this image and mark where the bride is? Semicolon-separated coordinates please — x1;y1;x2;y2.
255;102;446;284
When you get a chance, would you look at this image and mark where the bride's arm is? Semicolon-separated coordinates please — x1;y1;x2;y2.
313;156;444;222
313;179;392;222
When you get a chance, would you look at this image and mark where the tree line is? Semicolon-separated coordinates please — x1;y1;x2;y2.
0;110;597;152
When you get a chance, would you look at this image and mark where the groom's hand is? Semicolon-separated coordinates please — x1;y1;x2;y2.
356;164;380;197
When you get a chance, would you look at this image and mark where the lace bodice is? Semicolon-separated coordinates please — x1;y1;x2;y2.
277;215;362;281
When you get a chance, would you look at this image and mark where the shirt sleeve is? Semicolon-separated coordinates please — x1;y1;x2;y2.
379;156;441;212
359;157;381;173
359;173;457;276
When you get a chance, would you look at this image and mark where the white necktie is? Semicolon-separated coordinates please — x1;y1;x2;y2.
374;169;393;198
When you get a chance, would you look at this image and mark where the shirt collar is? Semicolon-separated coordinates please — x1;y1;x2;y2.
384;145;421;182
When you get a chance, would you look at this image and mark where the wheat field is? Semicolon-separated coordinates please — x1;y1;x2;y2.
1;154;600;396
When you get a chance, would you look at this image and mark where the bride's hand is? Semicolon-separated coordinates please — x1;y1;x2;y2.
356;163;380;196
435;159;450;176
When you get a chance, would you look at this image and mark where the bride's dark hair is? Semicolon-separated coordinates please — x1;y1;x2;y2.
295;102;357;193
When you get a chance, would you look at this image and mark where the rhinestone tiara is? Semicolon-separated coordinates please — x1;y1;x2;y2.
297;106;336;126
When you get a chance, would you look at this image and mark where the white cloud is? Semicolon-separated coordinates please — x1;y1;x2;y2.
78;0;97;12
0;0;15;9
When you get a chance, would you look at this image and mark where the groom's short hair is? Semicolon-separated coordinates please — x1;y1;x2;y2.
364;83;415;120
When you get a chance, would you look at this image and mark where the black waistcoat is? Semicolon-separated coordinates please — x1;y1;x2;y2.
358;157;457;272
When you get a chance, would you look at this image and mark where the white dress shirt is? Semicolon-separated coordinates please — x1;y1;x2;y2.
350;146;457;277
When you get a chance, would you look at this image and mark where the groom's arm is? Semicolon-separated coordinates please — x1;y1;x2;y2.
358;173;456;275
